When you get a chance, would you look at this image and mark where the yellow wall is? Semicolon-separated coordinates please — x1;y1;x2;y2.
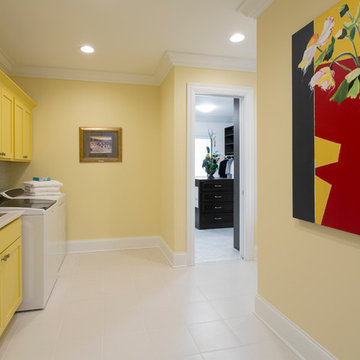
8;77;161;241
0;163;8;191
160;69;175;249
257;1;360;359
172;67;257;252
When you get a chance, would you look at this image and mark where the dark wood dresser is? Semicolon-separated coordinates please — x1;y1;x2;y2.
195;178;234;229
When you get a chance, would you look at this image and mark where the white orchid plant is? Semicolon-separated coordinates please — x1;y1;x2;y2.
299;2;360;105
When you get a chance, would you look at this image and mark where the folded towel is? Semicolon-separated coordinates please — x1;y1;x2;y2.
24;186;61;193
25;191;62;196
23;180;63;188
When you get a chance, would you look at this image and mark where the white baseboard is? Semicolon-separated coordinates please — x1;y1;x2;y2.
255;295;338;360
67;236;187;268
67;236;160;254
158;237;187;268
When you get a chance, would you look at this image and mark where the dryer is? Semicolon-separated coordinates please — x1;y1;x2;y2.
0;191;66;311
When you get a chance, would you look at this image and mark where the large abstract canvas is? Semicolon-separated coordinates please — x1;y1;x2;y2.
293;0;360;235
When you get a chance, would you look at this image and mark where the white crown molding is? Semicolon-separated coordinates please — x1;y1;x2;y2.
167;51;256;73
0;48;14;74
0;47;256;85
11;64;158;86
154;52;174;84
237;0;274;18
255;295;338;360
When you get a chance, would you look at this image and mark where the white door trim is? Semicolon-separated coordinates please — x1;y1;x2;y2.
187;83;256;264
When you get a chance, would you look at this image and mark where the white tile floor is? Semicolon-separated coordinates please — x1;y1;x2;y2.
195;228;240;263
0;248;300;360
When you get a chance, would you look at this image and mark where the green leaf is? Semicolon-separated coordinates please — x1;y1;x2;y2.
345;68;360;82
348;78;360;98
315;51;327;71
331;79;350;105
340;4;349;17
336;28;347;39
206;146;210;153
324;37;336;61
350;26;356;40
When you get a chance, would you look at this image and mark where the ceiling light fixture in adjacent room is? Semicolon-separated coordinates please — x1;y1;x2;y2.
80;45;95;54
229;33;245;43
196;104;216;113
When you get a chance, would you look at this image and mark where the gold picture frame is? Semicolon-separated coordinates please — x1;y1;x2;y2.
79;127;122;163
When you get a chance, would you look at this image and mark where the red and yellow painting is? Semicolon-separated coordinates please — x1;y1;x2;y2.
293;0;360;235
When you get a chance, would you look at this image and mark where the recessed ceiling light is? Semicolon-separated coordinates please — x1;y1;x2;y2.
196;104;216;113
80;45;95;54
230;33;245;43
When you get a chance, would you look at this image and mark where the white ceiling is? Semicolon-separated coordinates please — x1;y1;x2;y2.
196;95;235;121
0;0;271;84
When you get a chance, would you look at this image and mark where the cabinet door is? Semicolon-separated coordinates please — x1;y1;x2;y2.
14;100;24;160
0;238;22;334
0;88;14;160
23;108;32;161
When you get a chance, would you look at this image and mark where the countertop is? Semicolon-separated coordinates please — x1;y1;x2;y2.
0;211;24;229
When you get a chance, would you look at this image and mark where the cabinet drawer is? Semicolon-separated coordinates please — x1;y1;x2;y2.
202;192;233;202
202;203;233;213
0;218;21;253
202;181;233;192
201;213;233;228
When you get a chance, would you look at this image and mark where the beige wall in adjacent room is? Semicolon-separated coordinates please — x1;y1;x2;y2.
257;1;360;359
172;66;257;252
8;77;161;241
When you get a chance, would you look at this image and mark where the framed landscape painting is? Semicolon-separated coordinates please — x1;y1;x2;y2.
292;0;360;235
79;127;122;163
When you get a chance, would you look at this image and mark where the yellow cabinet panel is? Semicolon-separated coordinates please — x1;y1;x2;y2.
1;238;22;332
23;109;32;161
0;218;22;337
14;100;24;160
0;89;14;160
14;100;32;161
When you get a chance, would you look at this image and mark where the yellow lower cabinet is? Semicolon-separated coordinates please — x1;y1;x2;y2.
0;237;22;337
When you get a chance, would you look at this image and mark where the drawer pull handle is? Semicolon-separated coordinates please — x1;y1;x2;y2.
214;185;222;188
23;155;28;159
1;254;10;262
214;196;222;199
214;206;222;209
214;217;223;221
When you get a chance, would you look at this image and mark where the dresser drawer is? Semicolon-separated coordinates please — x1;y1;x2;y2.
202;181;233;192
201;213;233;228
202;192;233;202
201;202;233;213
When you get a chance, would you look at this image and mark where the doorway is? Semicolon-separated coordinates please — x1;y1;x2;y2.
187;83;256;265
194;95;240;262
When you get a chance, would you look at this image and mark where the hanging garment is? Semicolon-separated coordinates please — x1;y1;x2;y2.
218;159;228;178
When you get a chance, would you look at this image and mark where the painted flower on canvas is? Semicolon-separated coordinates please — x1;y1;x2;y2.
299;2;360;104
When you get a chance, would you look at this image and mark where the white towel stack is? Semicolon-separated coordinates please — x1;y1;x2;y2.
23;180;63;196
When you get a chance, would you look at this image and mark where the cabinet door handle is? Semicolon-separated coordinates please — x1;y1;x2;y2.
214;217;223;221
1;254;10;262
214;196;222;199
214;185;222;188
23;155;28;159
214;206;222;209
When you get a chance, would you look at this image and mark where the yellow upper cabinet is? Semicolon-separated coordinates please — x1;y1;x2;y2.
0;88;14;160
0;70;36;162
14;100;32;161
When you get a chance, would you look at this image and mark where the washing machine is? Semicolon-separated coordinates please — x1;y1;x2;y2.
0;189;66;311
